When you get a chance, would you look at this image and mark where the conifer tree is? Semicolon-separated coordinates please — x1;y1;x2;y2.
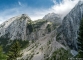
78;18;83;57
0;46;7;60
7;40;21;60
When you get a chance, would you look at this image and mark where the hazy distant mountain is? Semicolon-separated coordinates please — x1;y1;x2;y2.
43;13;62;26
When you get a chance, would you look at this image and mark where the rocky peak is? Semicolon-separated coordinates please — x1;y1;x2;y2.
57;0;83;50
0;13;55;41
0;14;31;40
43;13;62;26
20;14;31;20
77;0;83;5
43;13;60;18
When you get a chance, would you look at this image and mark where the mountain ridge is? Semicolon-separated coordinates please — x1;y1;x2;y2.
0;1;83;60
57;1;83;50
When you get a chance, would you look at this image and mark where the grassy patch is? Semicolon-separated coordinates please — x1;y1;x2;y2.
27;20;47;34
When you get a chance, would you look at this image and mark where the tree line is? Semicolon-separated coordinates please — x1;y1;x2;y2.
0;40;22;60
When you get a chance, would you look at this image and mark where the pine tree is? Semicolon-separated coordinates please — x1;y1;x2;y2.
7;40;21;60
0;46;7;60
78;18;83;58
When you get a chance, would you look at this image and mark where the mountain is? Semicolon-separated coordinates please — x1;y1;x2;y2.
57;1;83;50
0;13;67;60
0;14;55;41
43;13;62;26
0;14;31;40
18;29;67;60
0;1;83;60
0;13;58;51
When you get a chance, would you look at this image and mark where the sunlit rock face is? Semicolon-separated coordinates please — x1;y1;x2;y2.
0;14;55;40
0;14;31;40
0;1;83;60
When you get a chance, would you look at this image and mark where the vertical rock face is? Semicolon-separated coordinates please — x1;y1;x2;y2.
57;1;83;50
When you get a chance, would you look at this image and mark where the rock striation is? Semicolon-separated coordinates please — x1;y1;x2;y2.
57;1;83;50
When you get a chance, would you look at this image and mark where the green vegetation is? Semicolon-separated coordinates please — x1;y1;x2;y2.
0;19;56;60
45;48;72;60
33;20;47;28
26;53;34;60
36;52;39;54
31;40;35;43
46;24;52;33
77;18;83;58
29;54;34;60
52;24;56;29
27;20;47;34
13;40;29;49
44;54;49;60
7;40;21;60
46;22;56;33
0;38;29;60
48;40;51;45
0;34;29;53
0;36;9;53
27;19;56;35
40;46;43;51
27;20;34;34
0;46;7;60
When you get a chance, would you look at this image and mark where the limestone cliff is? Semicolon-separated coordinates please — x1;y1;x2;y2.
57;1;83;50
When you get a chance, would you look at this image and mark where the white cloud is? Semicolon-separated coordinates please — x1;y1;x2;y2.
31;0;79;19
0;0;80;24
52;0;79;18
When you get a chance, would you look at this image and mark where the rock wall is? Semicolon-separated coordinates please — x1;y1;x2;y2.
57;1;83;50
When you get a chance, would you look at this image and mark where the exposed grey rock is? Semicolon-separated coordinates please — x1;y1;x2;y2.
0;13;68;60
57;1;83;50
43;13;62;26
17;30;67;60
0;14;31;40
0;1;82;59
0;14;54;40
70;50;78;56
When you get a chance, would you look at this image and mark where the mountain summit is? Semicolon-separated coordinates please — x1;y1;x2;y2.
0;1;83;60
0;14;31;40
57;1;83;50
43;13;62;25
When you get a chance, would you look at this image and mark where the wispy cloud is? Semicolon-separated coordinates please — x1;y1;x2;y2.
0;0;80;24
52;0;79;18
18;1;22;6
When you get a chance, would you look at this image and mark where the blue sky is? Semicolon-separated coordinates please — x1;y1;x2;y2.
0;0;62;9
0;0;55;11
0;0;79;24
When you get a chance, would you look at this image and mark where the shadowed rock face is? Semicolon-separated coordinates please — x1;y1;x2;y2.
57;1;83;50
